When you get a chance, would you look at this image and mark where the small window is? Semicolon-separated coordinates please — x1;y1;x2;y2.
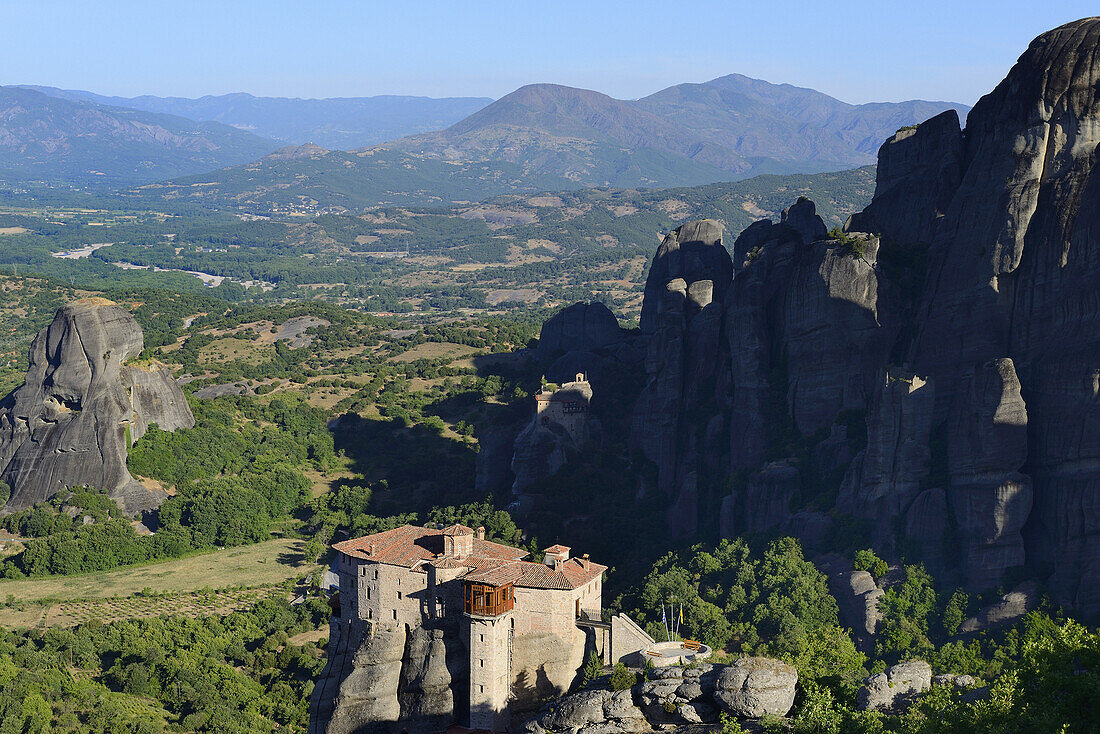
397;591;402;600
480;633;485;642
374;569;379;579
392;609;398;620
479;659;484;667
367;587;371;600
368;609;373;619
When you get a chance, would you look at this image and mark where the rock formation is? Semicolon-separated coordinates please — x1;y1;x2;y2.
619;18;1100;615
857;660;932;711
711;657;798;719
310;623;466;734
818;555;884;653
526;658;796;734
476;19;1100;627
510;376;596;511
957;581;1040;634
524;689;648;734
0;299;193;515
536;301;624;387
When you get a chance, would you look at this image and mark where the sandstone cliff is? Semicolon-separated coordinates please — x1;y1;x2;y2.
0;299;194;515
581;19;1100;616
848;18;1100;608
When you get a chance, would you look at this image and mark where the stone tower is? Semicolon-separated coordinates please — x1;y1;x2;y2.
464;584;514;730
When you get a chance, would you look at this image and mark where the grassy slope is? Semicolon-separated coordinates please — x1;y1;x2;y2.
0;537;311;603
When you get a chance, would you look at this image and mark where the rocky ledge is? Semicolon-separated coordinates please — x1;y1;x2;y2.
523;657;797;734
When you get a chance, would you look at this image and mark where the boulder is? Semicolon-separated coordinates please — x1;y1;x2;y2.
934;674;977;688
857;660;932;711
677;701;717;724
958;581;1040;634
0;299;194;515
713;657;797;718
818;556;883;652
532;689;647;734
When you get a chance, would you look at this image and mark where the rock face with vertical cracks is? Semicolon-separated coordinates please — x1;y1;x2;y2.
632;219;732;537
486;18;1100;619
860;18;1100;610
0;299;193;515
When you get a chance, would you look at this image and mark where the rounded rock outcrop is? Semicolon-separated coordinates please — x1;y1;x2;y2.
0;299;194;514
857;660;932;711
712;657;797;718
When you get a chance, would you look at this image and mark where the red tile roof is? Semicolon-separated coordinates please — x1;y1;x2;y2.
442;524;474;536
463;556;606;591
543;544;571;554
333;525;604;590
333;525;526;568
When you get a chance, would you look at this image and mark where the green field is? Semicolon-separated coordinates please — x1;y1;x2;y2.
0;537;313;603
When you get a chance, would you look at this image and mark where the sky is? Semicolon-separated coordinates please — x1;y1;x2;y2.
2;1;1097;106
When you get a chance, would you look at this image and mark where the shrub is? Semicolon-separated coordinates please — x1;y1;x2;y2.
854;549;889;580
609;662;637;691
720;712;745;734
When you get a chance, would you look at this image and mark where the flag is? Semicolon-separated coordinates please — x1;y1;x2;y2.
679;606;684;625
661;607;667;624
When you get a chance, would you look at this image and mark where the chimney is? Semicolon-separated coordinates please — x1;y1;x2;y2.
554;558;564;571
368;543;376;556
542;544;571;567
582;553;590;570
476;526;485;540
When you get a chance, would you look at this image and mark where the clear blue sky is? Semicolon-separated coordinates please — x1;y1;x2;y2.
3;1;1096;105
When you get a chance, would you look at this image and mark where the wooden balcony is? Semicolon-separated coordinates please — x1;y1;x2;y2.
464;582;514;617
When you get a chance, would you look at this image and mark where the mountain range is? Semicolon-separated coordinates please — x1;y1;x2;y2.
384;74;971;186
20;86;493;150
0;86;278;185
4;75;969;204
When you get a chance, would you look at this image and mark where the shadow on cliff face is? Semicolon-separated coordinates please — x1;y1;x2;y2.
333;415;482;517
511;665;557;718
331;350;542;518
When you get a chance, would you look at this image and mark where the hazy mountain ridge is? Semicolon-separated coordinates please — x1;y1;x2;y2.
382;74;971;187
21;86;493;150
8;75;966;204
0;86;278;184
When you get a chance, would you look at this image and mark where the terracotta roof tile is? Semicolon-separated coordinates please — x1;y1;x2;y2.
463;556;606;591
333;525;526;568
333;525;602;590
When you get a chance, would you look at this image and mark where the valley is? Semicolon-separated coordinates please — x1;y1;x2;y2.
0;11;1096;734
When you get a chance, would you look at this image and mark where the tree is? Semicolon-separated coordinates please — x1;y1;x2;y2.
580;651;602;687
